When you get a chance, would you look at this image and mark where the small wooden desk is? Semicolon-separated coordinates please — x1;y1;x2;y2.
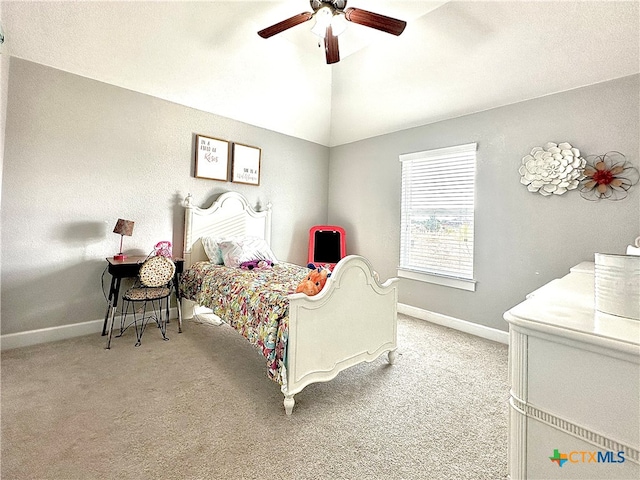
102;256;184;339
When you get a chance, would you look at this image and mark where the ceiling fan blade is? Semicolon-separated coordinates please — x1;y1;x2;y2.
324;25;340;64
258;12;314;38
344;7;407;36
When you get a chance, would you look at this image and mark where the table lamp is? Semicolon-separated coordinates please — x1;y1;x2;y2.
113;219;134;261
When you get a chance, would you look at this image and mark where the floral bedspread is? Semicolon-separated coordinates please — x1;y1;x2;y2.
179;261;310;385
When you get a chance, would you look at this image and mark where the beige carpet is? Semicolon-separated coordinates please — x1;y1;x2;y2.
1;314;509;479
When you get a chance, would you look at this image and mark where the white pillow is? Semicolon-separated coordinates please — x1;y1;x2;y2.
218;236;278;268
201;236;227;265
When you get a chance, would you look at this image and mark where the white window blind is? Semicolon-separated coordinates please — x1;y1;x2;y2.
399;143;477;290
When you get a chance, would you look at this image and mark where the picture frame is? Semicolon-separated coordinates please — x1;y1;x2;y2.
195;134;230;181
232;143;261;186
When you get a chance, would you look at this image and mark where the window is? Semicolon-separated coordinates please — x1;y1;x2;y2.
398;143;477;291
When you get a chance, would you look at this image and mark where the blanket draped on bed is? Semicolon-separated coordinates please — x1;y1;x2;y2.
179;262;310;385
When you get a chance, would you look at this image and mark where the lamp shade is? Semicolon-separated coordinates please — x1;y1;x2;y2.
113;219;134;236
113;219;134;260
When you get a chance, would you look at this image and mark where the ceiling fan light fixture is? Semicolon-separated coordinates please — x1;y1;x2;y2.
311;6;344;38
330;14;347;36
311;11;347;37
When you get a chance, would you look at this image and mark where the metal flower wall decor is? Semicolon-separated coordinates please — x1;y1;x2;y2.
519;142;586;196
579;151;639;201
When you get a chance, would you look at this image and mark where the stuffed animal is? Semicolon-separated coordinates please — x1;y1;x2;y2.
295;264;330;296
240;259;274;270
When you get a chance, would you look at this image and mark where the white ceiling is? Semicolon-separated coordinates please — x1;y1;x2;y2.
2;1;639;147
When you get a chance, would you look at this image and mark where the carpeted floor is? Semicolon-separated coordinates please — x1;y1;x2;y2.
1;314;509;479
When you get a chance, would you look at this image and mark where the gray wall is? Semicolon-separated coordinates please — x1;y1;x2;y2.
328;75;640;331
1;5;8;321
3;57;638;337
1;58;329;335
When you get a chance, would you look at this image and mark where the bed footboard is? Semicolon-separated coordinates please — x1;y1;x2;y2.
283;255;399;415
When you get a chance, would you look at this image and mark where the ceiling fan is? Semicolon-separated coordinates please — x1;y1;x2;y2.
258;0;407;64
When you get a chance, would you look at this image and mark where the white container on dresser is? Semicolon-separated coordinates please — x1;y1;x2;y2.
504;261;639;480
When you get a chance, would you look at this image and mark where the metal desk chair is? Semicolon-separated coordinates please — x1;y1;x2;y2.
107;255;176;348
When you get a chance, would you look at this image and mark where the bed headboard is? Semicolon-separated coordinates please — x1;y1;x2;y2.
183;192;272;269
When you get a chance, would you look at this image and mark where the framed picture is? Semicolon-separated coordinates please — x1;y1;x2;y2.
195;134;230;181
232;143;261;186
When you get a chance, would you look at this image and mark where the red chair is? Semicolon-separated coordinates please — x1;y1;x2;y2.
308;225;346;270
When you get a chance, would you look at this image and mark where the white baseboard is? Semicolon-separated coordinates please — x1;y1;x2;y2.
398;303;509;345
2;305;506;351
0;308;179;351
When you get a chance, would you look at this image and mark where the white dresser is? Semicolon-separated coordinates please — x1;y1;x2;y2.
504;262;639;480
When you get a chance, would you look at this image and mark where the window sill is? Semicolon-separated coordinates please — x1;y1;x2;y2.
397;268;476;292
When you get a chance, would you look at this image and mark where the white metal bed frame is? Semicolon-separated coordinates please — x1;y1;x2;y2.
182;191;399;414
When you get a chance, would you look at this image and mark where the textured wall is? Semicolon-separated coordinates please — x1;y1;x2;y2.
1;58;329;335
3;58;639;337
328;75;640;331
1;5;8;322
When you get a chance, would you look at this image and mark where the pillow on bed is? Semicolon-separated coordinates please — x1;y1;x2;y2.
201;237;227;265
218;236;278;268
